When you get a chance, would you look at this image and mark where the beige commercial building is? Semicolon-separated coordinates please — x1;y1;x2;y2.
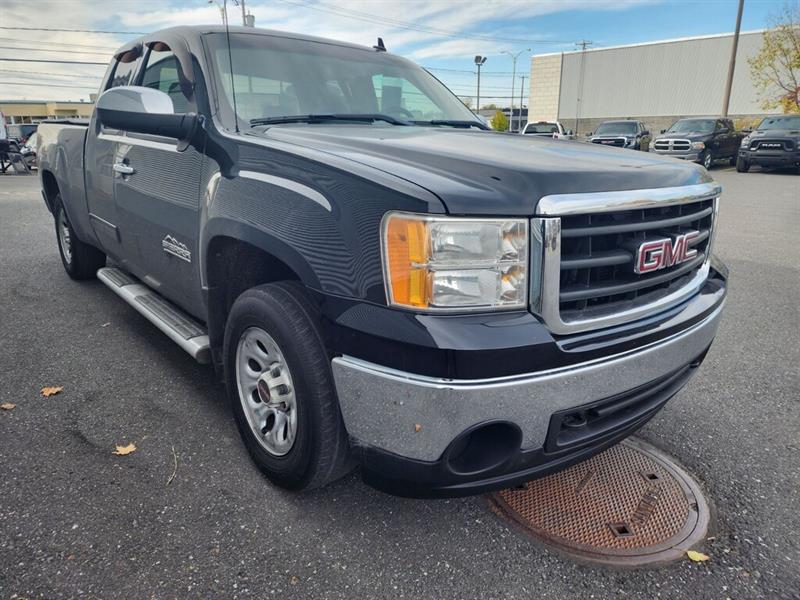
1;100;95;125
528;30;781;135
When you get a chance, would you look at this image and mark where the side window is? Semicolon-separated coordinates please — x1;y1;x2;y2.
108;48;141;89
140;43;191;113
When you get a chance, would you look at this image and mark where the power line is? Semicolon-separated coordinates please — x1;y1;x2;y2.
0;58;107;65
0;68;102;79
0;45;111;56
0;80;98;89
0;26;146;35
0;36;119;51
273;0;571;46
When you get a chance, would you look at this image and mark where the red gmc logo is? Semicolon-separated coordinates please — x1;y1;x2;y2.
634;231;700;274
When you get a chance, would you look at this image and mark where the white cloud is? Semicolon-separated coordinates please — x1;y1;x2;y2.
0;0;659;101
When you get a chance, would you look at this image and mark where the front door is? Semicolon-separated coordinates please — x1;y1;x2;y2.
112;42;206;317
85;46;142;263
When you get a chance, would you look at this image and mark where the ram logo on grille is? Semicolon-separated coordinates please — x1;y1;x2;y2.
634;231;700;274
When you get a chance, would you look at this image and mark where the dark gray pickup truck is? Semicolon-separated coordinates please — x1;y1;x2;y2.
37;26;728;497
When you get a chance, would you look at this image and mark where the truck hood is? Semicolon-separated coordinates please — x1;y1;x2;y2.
654;132;712;142
748;128;800;140
255;125;711;215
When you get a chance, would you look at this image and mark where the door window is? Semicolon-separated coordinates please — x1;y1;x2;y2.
140;43;191;113
371;75;447;120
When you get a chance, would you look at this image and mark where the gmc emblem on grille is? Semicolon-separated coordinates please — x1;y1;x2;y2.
634;231;700;274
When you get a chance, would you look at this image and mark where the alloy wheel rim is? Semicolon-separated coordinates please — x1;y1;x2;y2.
58;209;72;264
235;327;298;456
703;153;712;169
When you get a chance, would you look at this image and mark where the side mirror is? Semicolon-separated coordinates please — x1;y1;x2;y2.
566;129;573;136
96;86;199;148
642;130;650;136
717;128;729;134
660;129;666;134
742;127;752;134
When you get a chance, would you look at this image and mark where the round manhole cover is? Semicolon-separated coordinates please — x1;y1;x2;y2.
487;437;710;566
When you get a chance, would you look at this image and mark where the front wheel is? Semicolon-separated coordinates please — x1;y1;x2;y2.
702;151;714;170
736;157;750;173
223;281;352;491
53;195;106;280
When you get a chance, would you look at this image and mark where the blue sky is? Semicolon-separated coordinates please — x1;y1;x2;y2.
0;0;787;103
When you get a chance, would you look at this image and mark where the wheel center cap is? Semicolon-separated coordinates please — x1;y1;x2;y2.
257;378;271;403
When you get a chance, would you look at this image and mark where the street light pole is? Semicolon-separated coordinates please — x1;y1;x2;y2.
503;49;530;132
474;56;487;114
722;0;745;116
519;75;526;130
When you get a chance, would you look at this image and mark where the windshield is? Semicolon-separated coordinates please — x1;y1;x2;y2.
595;121;637;136
667;119;715;134
525;123;558;134
204;33;477;129
756;116;800;131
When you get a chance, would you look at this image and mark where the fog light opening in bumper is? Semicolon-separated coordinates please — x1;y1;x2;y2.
445;421;522;476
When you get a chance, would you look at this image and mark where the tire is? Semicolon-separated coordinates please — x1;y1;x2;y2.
702;151;713;170
223;281;352;491
736;157;750;173
53;194;106;280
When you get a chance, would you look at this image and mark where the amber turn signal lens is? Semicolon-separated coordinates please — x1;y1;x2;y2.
384;216;430;307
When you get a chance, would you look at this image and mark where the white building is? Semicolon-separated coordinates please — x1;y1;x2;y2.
528;30;782;135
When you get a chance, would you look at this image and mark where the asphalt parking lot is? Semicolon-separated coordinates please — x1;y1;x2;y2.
1;168;798;600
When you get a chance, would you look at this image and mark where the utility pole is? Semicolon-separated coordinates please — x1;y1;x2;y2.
474;56;487;114
502;49;530;132
575;39;592;135
519;75;526;131
722;0;745;116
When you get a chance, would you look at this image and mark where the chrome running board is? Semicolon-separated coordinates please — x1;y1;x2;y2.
97;267;210;363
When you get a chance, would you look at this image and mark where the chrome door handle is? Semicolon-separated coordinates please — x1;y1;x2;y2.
113;162;135;175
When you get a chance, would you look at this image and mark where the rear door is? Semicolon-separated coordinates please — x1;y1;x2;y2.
112;40;206;315
84;46;143;262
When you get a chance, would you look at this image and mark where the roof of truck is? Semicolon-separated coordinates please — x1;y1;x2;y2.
115;25;377;56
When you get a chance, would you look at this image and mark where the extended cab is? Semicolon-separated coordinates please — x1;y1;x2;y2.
736;114;800;173
37;26;728;498
651;117;744;170
521;121;573;139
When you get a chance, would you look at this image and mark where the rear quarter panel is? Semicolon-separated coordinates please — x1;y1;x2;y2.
37;122;97;245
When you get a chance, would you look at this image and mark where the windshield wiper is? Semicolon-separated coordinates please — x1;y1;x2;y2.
250;113;411;126
417;119;489;130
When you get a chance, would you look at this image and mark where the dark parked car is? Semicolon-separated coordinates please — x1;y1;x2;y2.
737;115;800;173
651;117;743;170
37;26;727;498
588;120;650;150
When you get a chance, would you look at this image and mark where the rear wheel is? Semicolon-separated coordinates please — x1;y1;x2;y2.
223;281;352;491
736;157;750;173
54;195;106;280
702;151;713;170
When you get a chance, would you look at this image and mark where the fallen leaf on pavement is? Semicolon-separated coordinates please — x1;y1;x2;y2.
414;424;422;433
686;550;710;562
112;443;137;456
290;576;300;585
0;402;16;410
41;386;64;397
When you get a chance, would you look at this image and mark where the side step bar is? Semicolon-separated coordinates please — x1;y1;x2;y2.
97;267;211;364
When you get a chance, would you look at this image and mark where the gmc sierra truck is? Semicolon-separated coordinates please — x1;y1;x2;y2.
37;26;728;498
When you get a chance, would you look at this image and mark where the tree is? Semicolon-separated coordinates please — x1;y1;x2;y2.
490;109;509;131
481;103;498;110
458;96;473;109
748;2;800;114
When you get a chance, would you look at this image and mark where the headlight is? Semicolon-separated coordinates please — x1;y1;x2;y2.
740;136;750;148
691;141;705;150
381;213;528;310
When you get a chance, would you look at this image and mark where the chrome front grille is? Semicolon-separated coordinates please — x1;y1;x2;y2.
653;139;691;152
592;137;626;147
531;183;720;334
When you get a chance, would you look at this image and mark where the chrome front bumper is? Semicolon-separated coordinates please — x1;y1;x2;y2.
331;302;724;462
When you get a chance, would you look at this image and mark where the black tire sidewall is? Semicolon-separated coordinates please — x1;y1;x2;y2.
53;196;76;277
223;284;344;490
